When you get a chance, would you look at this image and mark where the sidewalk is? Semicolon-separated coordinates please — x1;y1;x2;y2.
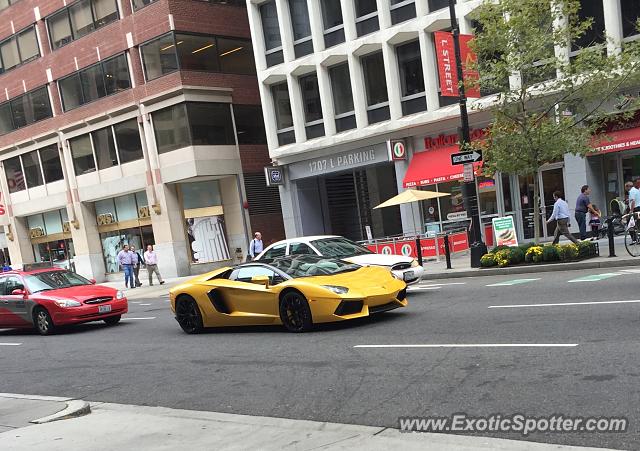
0;394;616;451
421;236;640;280
100;276;192;300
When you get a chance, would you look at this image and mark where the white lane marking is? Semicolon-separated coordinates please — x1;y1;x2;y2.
486;278;540;287
354;344;578;349
139;303;151;306
567;273;621;283
121;317;156;321
619;268;640;274
416;282;466;287
0;343;22;346
489;299;640;309
407;286;441;291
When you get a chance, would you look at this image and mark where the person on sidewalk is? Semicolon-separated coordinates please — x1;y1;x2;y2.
549;191;580;245
117;244;134;289
575;185;598;240
248;232;263;261
130;245;143;287
144;244;165;286
589;204;602;241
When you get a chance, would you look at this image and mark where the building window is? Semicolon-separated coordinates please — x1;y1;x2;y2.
321;0;345;47
0;0;18;12
390;0;416;25
114;119;143;164
0;86;53;136
59;53;131;111
3;144;63;194
4;157;25;193
21;150;44;188
179;180;230;264
260;1;284;67
397;40;427;115
69;119;143;175
355;0;379;37
39;145;64;183
152;102;235;154
69;134;96;175
299;73;324;139
428;0;453;12
46;0;119;50
362;52;390;124
288;0;313;58
572;0;605;50
0;26;40;75
132;0;156;10
329;63;356;132
622;0;640;38
271;82;295;146
233;105;267;145
140;32;255;81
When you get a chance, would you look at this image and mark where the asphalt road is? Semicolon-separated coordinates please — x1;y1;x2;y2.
2;266;640;449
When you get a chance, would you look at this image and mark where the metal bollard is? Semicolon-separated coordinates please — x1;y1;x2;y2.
444;234;452;269
607;217;616;257
415;236;423;267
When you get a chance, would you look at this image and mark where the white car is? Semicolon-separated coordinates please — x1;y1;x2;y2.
255;235;425;284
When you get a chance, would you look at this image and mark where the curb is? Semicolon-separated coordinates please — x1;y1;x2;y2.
30;400;91;424
422;257;640;280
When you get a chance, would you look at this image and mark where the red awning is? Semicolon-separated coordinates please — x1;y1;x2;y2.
591;127;640;156
403;146;481;188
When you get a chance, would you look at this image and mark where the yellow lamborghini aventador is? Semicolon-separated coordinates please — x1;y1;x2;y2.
169;255;408;333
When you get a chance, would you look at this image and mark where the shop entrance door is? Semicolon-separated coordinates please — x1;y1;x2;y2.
539;165;566;238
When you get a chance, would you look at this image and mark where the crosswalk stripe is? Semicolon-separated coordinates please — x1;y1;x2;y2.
568;273;621;283
486;278;540;287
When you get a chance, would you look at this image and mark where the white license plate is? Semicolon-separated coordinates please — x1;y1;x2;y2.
98;305;112;313
403;271;416;281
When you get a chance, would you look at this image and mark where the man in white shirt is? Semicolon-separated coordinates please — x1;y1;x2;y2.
249;232;264;261
629;178;640;213
547;191;579;244
144;245;165;286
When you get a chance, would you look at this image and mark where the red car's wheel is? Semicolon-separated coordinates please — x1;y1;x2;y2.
34;307;55;336
104;315;121;326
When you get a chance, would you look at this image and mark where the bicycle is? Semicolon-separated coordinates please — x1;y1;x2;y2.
623;212;640;257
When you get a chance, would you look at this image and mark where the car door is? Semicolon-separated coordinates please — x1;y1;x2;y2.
210;266;281;320
0;277;8;327
1;276;30;327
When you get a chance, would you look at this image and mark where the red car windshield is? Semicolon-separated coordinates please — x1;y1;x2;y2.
25;271;91;293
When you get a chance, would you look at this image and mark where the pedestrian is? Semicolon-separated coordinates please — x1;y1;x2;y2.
130;244;143;287
589;204;602;240
628;177;640;214
117;244;134;289
548;191;579;245
2;263;11;272
144;244;165;286
248;232;263;261
575;185;598;240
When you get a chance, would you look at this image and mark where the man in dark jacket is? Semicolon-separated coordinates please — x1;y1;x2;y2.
130;244;144;287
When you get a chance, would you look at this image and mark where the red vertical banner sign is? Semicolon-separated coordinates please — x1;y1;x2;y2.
434;32;481;99
459;34;481;98
434;31;457;97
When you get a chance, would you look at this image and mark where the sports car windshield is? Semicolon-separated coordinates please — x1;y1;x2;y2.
25;271;91;293
310;238;373;258
271;256;361;278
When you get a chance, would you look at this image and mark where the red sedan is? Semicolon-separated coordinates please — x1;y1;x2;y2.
0;267;128;335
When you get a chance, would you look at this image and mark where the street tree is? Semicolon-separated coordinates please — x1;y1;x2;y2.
468;0;640;242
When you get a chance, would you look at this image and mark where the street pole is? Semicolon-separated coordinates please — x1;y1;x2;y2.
447;0;486;267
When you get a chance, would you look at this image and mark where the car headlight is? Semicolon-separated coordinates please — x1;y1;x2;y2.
55;300;82;308
322;285;349;294
410;259;419;268
116;290;125;300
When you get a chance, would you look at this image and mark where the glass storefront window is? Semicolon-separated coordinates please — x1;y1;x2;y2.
95;198;116;218
501;173;513;212
43;210;63;234
604;155;620;212
181;180;222;209
438;181;466;221
477;176;498;216
186;215;230;263
100;225;154;273
114;194;138;221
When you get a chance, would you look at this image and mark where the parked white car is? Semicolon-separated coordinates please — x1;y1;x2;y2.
255;235;425;284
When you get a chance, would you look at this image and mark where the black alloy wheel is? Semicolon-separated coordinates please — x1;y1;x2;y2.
103;315;121;326
279;291;313;332
176;297;204;334
34;307;55;336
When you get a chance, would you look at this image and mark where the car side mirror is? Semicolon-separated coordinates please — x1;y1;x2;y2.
89;279;97;285
250;275;270;288
11;288;26;296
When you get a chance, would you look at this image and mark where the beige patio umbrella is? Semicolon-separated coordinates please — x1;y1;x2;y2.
374;189;450;265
